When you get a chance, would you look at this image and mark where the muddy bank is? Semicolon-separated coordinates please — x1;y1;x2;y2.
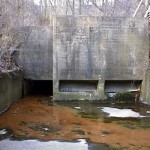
0;96;150;150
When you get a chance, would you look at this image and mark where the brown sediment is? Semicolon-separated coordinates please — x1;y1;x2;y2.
0;96;150;150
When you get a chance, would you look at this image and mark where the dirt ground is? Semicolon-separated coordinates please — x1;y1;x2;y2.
0;96;150;150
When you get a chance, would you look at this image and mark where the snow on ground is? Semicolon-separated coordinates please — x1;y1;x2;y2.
101;107;145;118
0;139;88;150
0;129;7;135
75;107;81;110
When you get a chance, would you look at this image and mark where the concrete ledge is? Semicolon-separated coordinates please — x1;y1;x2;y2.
0;70;23;114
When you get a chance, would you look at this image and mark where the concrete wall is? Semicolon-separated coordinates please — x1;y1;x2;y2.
0;70;22;114
141;68;150;105
53;17;149;100
15;26;53;80
13;17;149;101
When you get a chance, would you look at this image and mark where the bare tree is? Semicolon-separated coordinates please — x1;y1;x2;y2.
0;0;149;73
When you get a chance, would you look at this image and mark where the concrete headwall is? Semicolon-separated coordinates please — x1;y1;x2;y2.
53;17;149;100
0;70;22;114
15;26;53;80
13;17;149;101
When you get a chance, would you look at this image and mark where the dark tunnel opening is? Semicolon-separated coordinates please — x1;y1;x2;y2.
23;80;53;96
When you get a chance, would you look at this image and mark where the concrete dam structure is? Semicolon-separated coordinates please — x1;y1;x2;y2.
14;17;150;103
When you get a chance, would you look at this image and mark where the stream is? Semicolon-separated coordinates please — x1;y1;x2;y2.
0;95;150;150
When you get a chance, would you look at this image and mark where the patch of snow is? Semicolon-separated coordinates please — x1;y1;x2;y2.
0;129;7;135
0;139;88;150
75;107;81;110
108;93;116;98
77;139;87;144
43;128;49;131
101;107;145;118
142;101;148;105
146;111;150;114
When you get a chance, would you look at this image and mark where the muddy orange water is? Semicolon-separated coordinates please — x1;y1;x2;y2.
0;96;150;150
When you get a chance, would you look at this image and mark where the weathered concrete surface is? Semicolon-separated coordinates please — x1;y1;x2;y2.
59;80;98;92
15;26;53;80
53;17;149;100
141;68;150;105
0;70;22;114
105;80;142;93
13;17;149;101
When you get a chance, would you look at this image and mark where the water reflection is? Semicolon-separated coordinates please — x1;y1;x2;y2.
0;96;150;149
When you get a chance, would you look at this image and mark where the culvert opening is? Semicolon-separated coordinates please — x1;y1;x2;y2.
104;80;142;101
23;80;53;96
59;80;98;92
